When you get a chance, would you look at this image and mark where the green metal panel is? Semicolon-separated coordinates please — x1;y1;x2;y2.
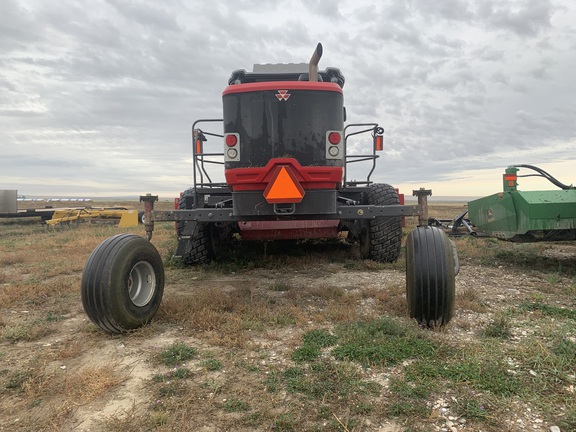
468;189;576;240
468;192;518;239
512;190;576;232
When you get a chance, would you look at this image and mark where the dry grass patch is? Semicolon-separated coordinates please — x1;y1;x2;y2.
457;286;488;313
159;297;230;331
282;284;345;307
62;365;129;402
0;251;30;266
240;303;302;328
55;339;89;360
324;303;361;323
452;236;497;263
372;282;408;318
304;284;346;301
9;364;129;430
159;287;243;329
160;287;306;348
6;277;81;314
2;318;55;342
201;325;250;348
101;403;151;432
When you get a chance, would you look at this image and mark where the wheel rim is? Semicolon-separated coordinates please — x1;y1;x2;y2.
128;261;156;307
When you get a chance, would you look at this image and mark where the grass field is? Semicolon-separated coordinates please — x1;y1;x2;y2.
1;202;575;431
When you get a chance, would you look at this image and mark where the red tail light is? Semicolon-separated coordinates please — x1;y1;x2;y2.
328;132;341;145
225;134;238;147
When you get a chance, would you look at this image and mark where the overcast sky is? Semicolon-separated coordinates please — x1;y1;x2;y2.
1;0;575;198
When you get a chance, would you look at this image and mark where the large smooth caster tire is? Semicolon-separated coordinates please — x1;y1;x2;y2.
359;183;403;263
81;234;165;334
406;226;456;327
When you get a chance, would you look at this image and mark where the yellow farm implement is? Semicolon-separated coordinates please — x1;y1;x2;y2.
46;208;139;227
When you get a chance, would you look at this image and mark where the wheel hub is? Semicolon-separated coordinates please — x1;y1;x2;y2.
128;261;156;307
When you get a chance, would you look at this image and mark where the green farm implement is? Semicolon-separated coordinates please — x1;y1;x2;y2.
431;165;576;241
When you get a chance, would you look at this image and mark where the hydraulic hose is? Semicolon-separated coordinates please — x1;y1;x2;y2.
511;164;574;190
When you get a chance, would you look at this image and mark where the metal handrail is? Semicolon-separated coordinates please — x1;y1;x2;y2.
191;119;224;206
343;123;380;186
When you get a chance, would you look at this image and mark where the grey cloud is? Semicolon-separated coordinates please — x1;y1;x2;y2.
514;107;576;142
491;71;509;84
106;0;182;32
303;0;343;19
476;0;554;37
511;82;529;93
375;22;425;48
1;0;575;197
413;0;474;22
383;1;410;21
0;77;16;91
428;34;466;51
0;154;93;169
0;109;44;117
0;0;41;51
473;47;505;62
428;67;477;91
529;65;549;80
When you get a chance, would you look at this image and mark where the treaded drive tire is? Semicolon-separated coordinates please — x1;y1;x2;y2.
405;226;455;327
81;234;165;334
177;188;210;265
359;183;403;262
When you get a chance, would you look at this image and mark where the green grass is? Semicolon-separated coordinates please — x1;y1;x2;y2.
268;281;293;292
3;370;30;391
331;318;438;367
270;360;381;402
291;345;321;363
270;412;297;432
386;400;431;418
201;358;223;371
291;329;338;363
302;329;338;347
482;315;513;339
223;397;250;412
157;343;198;367
453;237;576;276
519;302;576;320
289;318;438;367
454;397;490;420
152;368;193;382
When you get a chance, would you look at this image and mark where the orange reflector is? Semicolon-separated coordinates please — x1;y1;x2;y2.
375;135;384;151
504;174;517;181
195;139;202;154
263;166;305;204
507;180;515;187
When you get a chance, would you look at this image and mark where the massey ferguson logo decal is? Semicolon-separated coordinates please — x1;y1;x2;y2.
275;90;291;101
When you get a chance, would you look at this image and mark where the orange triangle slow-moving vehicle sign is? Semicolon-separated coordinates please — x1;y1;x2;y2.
263;166;305;204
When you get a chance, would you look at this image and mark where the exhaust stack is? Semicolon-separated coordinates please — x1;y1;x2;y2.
309;43;323;82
